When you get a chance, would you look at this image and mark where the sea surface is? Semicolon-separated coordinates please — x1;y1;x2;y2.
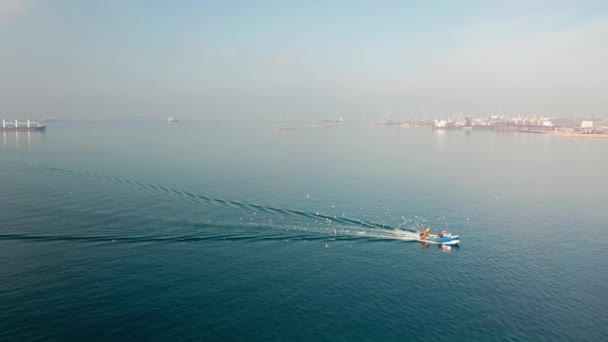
1;120;607;341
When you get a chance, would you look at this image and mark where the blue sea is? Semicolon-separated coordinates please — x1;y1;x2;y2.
1;120;607;341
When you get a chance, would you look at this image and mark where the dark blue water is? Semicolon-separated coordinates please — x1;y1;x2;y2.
1;121;607;340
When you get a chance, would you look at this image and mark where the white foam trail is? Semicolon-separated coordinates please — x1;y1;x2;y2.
390;229;419;241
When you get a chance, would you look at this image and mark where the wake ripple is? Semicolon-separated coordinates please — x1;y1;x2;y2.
35;165;413;232
0;229;418;244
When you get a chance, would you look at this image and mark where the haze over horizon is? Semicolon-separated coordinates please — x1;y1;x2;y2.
1;0;607;120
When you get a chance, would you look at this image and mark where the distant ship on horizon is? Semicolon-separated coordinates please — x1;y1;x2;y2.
321;116;345;123
1;119;46;132
168;117;179;123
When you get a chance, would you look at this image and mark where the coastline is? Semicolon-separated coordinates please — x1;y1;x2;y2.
549;131;608;139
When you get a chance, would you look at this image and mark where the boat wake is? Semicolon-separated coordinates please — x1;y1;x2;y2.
0;228;420;244
1;162;426;245
36;166;404;230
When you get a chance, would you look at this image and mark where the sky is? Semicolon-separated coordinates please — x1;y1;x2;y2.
0;0;607;120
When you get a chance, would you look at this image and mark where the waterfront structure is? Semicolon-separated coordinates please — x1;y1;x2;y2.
580;120;594;133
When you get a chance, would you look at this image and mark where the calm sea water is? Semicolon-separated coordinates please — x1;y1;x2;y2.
1;120;607;341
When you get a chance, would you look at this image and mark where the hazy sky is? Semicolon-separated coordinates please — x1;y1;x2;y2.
1;0;607;120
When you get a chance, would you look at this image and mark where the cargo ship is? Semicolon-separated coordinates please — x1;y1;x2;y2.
1;119;46;132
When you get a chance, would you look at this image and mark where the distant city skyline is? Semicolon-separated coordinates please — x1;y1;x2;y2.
1;0;607;119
